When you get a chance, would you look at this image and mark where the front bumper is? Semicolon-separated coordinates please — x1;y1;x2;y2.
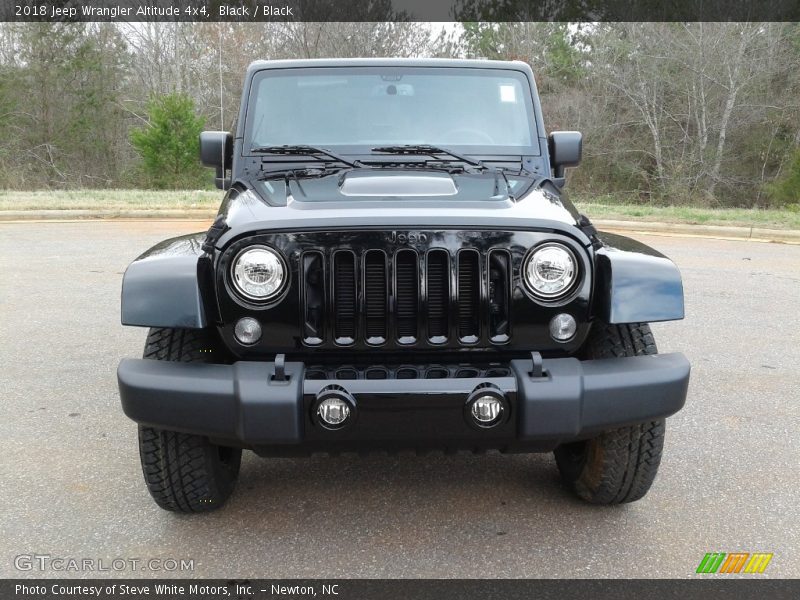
117;353;689;453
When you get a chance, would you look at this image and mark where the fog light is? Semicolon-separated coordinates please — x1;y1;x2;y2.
471;396;504;425
313;386;356;430
234;317;262;345
549;313;576;342
317;397;351;427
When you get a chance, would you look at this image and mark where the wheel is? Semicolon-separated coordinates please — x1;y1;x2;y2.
137;328;242;513
553;323;666;504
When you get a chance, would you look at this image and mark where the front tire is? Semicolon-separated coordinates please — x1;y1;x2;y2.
137;328;241;513
554;323;666;504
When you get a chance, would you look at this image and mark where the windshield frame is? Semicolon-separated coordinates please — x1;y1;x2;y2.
242;66;542;158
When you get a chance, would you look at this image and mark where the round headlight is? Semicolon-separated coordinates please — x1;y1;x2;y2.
524;243;577;299
231;246;286;301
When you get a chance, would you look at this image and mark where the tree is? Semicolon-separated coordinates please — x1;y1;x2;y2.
768;147;800;206
461;22;587;86
275;22;435;59
2;21;800;205
580;23;786;204
0;23;129;189
129;93;207;189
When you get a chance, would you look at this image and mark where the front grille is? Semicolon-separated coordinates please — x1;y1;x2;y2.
301;248;512;347
457;250;480;342
305;364;513;380
363;251;388;344
426;250;449;341
332;251;357;343
395;250;418;342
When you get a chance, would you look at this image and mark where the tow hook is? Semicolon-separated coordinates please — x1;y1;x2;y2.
271;353;287;382
530;351;544;378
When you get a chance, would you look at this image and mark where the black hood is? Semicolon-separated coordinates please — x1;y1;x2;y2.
278;169;508;203
214;171;586;249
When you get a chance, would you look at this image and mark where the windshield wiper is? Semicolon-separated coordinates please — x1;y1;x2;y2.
373;144;525;198
371;145;484;168
257;166;343;180
252;145;361;168
371;144;523;199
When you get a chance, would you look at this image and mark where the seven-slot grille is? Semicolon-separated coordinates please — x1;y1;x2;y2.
300;248;512;347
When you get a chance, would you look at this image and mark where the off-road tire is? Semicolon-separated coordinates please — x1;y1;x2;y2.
143;326;225;363
554;323;666;504
138;328;241;513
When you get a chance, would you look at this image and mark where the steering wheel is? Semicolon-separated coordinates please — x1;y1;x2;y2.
440;128;496;145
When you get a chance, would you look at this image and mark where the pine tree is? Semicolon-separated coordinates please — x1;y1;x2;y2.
130;93;207;189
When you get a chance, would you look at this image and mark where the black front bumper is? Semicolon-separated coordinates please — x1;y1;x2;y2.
117;353;690;453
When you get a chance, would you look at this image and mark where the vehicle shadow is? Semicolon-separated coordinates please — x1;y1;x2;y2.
220;449;596;524
150;446;643;578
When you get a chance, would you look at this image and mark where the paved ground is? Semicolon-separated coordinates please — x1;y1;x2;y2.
1;221;798;579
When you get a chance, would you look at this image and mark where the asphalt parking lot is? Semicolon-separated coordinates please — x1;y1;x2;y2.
1;220;798;579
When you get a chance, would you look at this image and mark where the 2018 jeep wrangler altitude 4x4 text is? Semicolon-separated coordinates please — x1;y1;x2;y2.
117;59;690;512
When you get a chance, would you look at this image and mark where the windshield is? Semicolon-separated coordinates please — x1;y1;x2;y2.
245;67;539;155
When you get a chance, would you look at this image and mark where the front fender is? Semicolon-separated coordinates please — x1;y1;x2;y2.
594;232;685;324
121;232;210;329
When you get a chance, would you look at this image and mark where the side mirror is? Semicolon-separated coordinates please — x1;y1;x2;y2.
548;131;582;179
200;131;233;190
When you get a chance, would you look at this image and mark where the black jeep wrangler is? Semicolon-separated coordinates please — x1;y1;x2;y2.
118;59;690;512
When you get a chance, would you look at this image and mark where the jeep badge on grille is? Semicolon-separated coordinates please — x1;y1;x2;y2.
390;232;428;244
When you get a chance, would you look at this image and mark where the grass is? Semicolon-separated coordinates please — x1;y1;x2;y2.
0;189;798;230
574;201;800;230
0;189;221;211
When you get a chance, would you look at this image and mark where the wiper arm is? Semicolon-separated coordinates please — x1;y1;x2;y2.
359;159;472;174
251;145;360;168
257;166;344;181
371;144;484;168
372;144;520;198
495;168;515;201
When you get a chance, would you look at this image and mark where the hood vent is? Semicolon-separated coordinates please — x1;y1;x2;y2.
340;172;457;197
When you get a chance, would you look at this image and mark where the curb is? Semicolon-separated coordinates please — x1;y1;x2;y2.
1;209;798;244
0;208;217;220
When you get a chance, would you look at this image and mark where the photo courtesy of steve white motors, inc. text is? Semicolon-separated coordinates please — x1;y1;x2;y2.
14;3;296;19
16;583;227;597
14;582;340;597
